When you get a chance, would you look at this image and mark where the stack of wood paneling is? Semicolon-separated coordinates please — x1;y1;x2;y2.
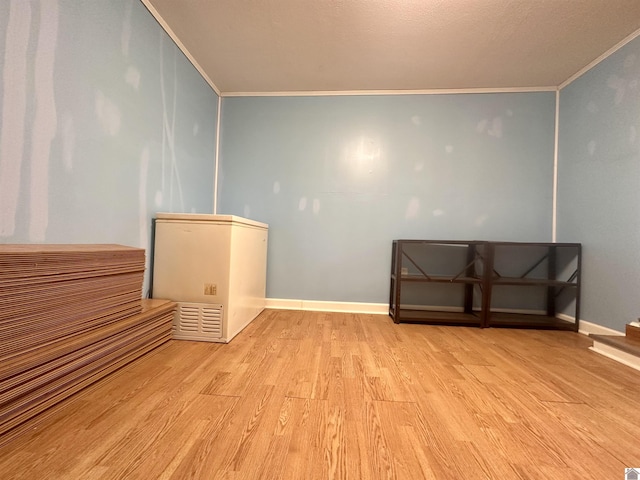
0;244;175;444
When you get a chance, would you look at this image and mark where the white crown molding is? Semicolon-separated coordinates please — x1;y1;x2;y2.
140;0;221;96
559;27;640;90
221;86;557;98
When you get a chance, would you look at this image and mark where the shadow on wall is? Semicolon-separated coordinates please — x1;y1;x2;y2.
0;0;208;247
0;0;59;242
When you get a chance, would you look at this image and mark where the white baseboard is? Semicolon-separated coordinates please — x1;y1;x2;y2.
403;305;549;315
556;314;626;337
556;313;574;324
491;307;547;315
265;299;585;320
265;300;546;316
577;318;624;337
589;342;640;372
401;304;464;313
265;298;388;315
265;300;629;340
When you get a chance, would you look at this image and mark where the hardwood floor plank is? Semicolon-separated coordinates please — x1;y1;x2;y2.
323;404;347;479
2;309;640;479
279;398;325;480
127;396;238;480
164;397;241;479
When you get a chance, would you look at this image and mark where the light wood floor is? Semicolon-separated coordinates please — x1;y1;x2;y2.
1;309;640;479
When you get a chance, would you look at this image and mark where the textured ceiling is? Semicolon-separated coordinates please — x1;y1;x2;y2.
143;0;640;94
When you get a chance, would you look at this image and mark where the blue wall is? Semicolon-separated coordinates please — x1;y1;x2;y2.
558;36;640;331
219;93;556;303
6;1;634;326
0;0;218;293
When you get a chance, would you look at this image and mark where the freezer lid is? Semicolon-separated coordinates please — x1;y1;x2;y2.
155;212;268;229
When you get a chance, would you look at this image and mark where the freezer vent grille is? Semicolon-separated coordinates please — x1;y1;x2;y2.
173;302;223;342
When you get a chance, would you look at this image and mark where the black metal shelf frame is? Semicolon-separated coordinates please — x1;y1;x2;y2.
389;240;581;330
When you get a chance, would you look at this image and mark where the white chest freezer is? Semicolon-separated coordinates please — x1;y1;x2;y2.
152;213;268;343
